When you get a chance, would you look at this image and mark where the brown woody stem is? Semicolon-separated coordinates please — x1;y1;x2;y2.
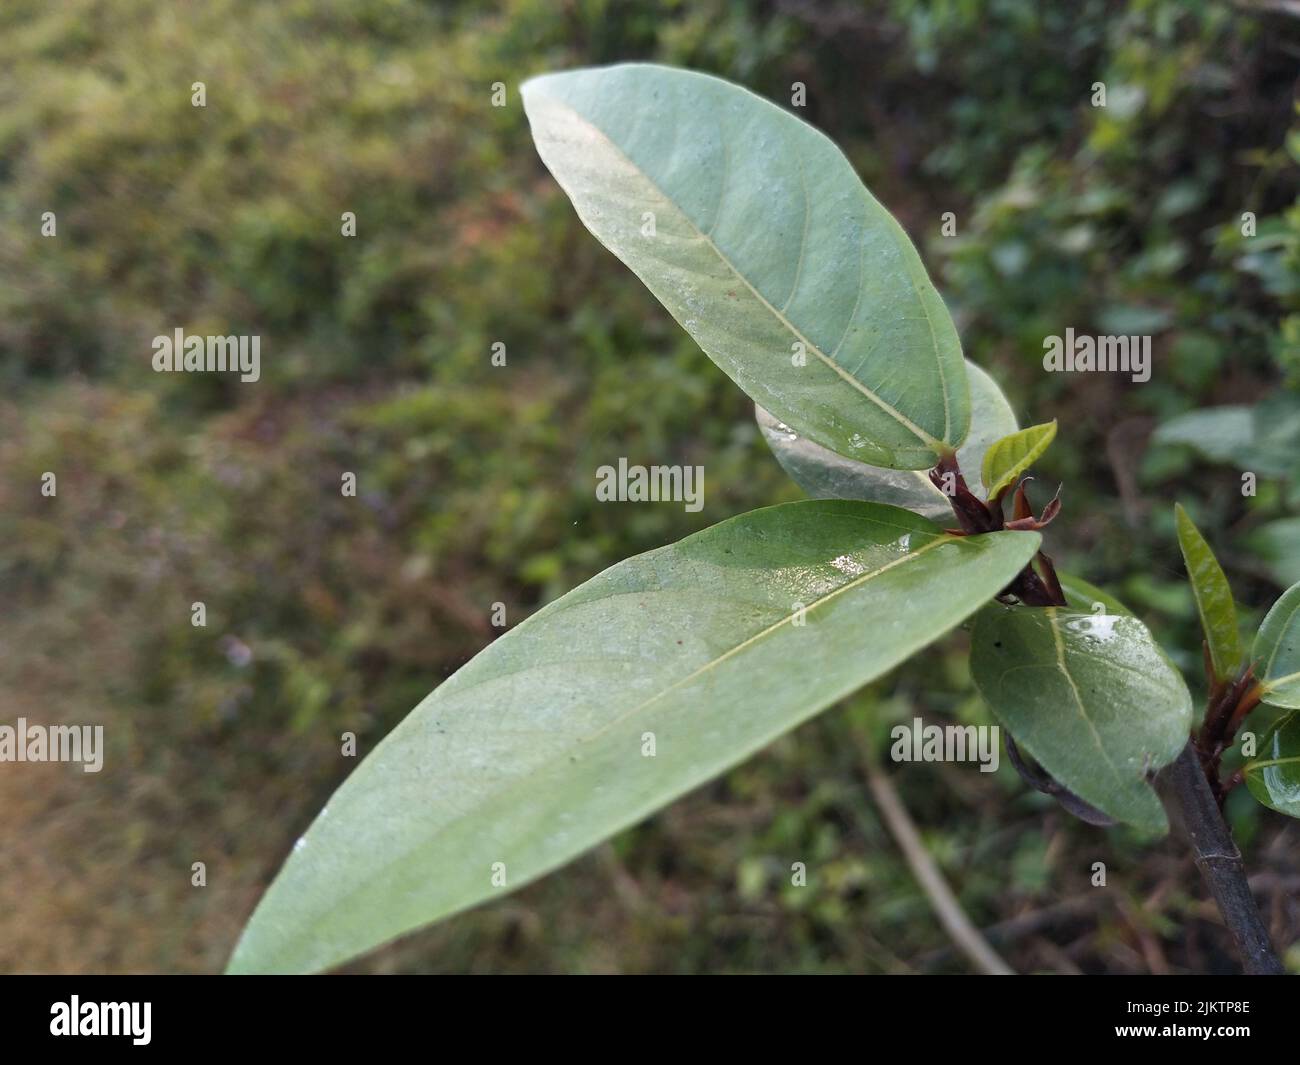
1162;741;1283;974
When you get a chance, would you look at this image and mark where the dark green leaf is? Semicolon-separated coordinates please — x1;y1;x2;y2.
970;603;1191;832
1057;573;1134;617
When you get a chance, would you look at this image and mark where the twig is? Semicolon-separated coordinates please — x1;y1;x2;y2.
913;896;1096;969
1162;740;1284;974
858;741;1014;975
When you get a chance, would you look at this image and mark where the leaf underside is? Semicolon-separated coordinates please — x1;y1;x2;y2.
228;500;1038;973
756;360;1017;518
970;603;1191;832
522;64;969;470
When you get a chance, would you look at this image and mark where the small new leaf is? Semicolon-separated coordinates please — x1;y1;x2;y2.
981;421;1057;501
1174;503;1242;684
1254;581;1300;709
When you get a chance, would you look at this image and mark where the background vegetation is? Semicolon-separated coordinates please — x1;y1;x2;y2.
1;0;1297;973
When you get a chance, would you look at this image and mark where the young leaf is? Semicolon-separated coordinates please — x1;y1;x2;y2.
521;64;969;470
980;421;1057;501
970;604;1192;832
1244;709;1300;818
228;501;1039;973
756;361;1017;519
1174;503;1242;684
1254;581;1300;709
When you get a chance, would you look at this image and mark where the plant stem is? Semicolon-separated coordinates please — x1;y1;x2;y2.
1162;740;1284;974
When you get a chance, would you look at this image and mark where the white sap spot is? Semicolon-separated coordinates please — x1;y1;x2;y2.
1066;614;1119;641
848;433;867;451
830;554;865;576
775;421;797;441
896;533;911;552
293;836;307;853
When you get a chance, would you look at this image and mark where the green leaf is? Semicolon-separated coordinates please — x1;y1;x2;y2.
1244;709;1300;818
970;603;1192;832
1254;581;1300;709
521;64;969;470
228;501;1039;973
1057;573;1134;617
980;421;1057;500
1174;503;1242;683
756;361;1017;519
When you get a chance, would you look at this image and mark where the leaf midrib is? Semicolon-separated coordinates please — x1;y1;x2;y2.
1045;607;1127;791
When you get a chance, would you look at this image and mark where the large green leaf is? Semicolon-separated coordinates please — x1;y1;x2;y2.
522;64;969;470
1174;503;1242;683
1244;709;1300;818
970;603;1192;832
755;361;1017;519
228;501;1039;973
980;421;1057;500
1254;581;1300;709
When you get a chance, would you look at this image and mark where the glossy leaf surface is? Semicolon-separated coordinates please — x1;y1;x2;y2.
971;603;1191;832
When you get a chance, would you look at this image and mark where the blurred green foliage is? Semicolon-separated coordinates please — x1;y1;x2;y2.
1;0;1297;973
